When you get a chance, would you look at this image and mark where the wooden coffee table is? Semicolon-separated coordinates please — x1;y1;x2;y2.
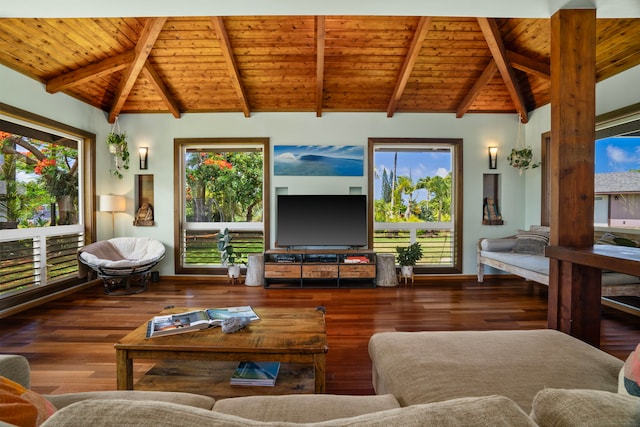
114;307;328;394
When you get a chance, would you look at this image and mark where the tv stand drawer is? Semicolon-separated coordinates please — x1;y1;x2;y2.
340;264;376;278
265;264;301;278
302;265;339;278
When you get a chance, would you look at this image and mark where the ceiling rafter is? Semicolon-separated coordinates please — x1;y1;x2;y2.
477;17;529;123
315;16;326;118
2;17;638;119
506;50;550;79
211;16;251;118
386;16;432;118
46;51;135;94
141;61;181;118
108;17;167;124
456;59;498;118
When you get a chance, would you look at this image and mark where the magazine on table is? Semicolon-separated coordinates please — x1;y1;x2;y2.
146;306;260;338
230;361;280;386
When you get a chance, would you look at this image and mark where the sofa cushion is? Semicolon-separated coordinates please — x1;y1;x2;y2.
479;250;550;275
531;388;640;427
44;390;215;410
369;329;622;413
213;394;400;422
42;396;537;427
621;342;640;397
0;376;56;427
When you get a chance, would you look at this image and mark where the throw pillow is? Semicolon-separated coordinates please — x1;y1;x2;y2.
621;342;640;397
0;376;56;427
512;229;549;255
480;238;516;252
532;388;640;427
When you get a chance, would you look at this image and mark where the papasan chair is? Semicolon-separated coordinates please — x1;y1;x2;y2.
78;237;166;295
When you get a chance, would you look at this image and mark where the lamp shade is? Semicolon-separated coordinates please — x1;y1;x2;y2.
99;195;126;212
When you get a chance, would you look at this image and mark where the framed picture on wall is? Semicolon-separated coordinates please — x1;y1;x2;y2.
273;145;364;176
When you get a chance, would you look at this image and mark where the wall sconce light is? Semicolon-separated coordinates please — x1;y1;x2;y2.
138;147;148;170
99;194;126;238
488;146;498;169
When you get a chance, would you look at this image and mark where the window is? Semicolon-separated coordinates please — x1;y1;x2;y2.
368;138;463;273
174;138;269;274
595;113;640;229
542;105;640;231
0;103;95;308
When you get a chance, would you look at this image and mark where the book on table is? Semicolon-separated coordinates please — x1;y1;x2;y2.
146;306;260;338
230;361;280;386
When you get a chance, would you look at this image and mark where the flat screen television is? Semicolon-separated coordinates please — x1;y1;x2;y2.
276;195;367;247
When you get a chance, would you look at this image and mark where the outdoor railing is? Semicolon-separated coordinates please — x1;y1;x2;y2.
0;226;84;296
180;222;455;268
373;221;455;267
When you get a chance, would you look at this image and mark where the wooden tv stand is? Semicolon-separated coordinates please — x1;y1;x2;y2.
264;249;376;288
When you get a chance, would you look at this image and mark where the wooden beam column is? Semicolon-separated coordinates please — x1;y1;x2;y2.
548;9;600;346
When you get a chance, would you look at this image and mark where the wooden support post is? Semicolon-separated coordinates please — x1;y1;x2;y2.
548;9;600;346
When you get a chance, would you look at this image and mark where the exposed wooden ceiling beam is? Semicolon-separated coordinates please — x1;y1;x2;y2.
211;16;251;118
506;50;550;79
46;51;135;94
315;16;326;118
477;18;529;123
141;61;181;119
108;17;167;124
456;59;498;118
386;16;432;118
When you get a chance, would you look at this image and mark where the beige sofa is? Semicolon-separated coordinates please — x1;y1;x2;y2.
2;329;640;426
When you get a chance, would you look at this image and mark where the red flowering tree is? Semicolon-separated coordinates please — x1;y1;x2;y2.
1;132;78;226
185;153;233;222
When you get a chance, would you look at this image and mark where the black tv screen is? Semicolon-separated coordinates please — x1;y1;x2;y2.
276;195;367;247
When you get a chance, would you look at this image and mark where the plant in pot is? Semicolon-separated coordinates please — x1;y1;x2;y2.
395;242;423;278
507;147;540;175
217;228;243;278
106;131;129;179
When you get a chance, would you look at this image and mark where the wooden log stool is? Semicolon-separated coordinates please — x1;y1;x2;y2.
244;254;265;287
376;253;398;287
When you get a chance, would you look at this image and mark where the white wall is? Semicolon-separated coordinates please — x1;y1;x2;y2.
3;62;640;277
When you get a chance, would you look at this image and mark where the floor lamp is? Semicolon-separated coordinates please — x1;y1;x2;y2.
99;195;126;238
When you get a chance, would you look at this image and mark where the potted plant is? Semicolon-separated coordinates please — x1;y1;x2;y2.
106;131;129;179
507;147;540;175
217;228;243;278
395;242;423;278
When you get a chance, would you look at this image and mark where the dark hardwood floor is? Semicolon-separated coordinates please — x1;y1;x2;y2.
2;277;640;397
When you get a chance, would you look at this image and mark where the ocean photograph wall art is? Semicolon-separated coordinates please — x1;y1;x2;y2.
274;145;364;176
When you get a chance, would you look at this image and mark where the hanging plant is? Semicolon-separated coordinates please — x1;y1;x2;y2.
106;119;129;179
508;114;540;175
507;147;540;174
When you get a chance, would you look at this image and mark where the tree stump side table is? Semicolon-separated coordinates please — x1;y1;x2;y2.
376;253;398;287
244;253;265;287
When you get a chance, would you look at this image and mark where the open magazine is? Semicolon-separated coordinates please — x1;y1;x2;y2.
146;306;259;338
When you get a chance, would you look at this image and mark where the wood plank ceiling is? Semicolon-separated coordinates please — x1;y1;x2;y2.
0;16;639;123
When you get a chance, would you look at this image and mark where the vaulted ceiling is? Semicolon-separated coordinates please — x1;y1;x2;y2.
1;16;639;123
